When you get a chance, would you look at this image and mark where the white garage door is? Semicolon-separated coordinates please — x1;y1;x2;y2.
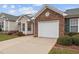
38;21;59;38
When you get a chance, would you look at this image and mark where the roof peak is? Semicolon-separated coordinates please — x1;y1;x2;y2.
33;4;67;19
43;4;49;7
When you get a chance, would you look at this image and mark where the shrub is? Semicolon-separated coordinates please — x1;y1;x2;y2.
7;31;17;35
0;28;2;32
57;35;73;46
16;32;25;36
65;32;79;36
72;35;79;46
7;32;13;35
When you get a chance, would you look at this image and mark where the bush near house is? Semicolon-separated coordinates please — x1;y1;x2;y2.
0;28;2;32
16;32;25;36
72;35;79;46
57;35;73;46
7;31;25;36
7;31;18;35
57;34;79;46
50;33;79;54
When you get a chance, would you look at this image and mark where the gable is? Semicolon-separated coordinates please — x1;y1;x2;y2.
19;16;27;22
36;8;64;21
34;5;67;19
17;15;31;22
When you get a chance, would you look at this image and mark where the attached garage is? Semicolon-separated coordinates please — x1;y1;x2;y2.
38;21;59;38
34;5;67;38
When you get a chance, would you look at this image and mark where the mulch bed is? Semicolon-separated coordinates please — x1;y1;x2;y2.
54;44;79;51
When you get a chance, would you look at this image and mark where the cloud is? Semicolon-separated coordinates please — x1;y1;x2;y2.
2;4;8;8
10;5;16;8
9;10;16;13
2;4;16;9
6;9;17;15
18;7;38;15
32;4;42;6
5;7;38;16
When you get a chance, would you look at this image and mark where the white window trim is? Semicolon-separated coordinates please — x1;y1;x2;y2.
69;18;78;32
78;18;79;32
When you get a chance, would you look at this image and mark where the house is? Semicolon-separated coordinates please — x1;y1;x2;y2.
0;13;18;32
16;14;33;35
33;5;67;38
1;5;78;38
65;8;79;33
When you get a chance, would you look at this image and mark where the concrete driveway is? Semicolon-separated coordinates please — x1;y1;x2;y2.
0;36;57;54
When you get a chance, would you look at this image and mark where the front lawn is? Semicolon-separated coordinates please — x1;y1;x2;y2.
49;34;79;54
49;44;79;54
0;34;18;41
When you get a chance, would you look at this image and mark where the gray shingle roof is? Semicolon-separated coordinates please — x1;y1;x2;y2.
65;8;79;18
0;13;19;21
23;14;33;19
18;14;33;20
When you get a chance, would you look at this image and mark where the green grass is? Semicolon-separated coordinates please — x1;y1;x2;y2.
0;34;18;41
49;49;79;54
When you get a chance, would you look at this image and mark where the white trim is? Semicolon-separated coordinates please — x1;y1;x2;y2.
33;5;67;19
69;19;71;32
78;18;79;32
3;20;5;31
16;16;23;22
7;21;9;31
16;15;31;22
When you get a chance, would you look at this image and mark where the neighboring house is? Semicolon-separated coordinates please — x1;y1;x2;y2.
0;13;18;32
16;14;33;35
65;8;79;33
33;5;67;38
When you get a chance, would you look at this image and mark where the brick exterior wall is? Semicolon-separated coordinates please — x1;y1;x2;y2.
34;8;65;37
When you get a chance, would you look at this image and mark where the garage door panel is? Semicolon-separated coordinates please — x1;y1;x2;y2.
38;21;59;38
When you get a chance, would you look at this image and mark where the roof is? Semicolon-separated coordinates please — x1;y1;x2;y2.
0;13;19;21
16;14;33;22
22;14;33;19
65;8;79;18
33;5;67;19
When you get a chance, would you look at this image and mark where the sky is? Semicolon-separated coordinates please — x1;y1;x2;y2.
0;4;79;16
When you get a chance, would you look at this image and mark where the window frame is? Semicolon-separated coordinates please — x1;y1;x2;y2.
22;23;25;31
70;18;78;32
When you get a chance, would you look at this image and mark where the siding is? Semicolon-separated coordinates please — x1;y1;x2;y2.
3;20;8;31
8;21;17;31
3;20;17;31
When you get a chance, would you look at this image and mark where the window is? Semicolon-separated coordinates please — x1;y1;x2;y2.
71;26;78;32
1;22;4;28
65;18;70;32
22;23;25;31
18;22;21;31
28;23;31;31
28;27;31;31
70;18;78;32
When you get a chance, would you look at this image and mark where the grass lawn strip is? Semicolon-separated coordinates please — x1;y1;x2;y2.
49;44;79;54
0;34;18;41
